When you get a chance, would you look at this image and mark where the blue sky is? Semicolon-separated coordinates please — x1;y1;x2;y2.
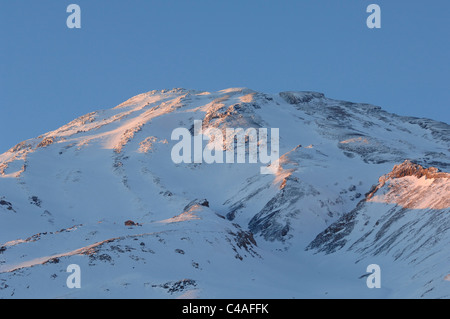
1;0;449;152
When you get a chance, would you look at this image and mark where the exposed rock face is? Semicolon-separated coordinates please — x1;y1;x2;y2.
366;160;450;210
370;160;448;190
152;279;197;294
124;220;138;226
280;91;325;104
36;137;54;148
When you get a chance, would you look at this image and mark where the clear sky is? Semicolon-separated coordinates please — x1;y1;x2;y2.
1;0;449;152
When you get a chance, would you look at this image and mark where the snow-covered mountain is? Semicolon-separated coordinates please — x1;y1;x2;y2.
0;88;449;298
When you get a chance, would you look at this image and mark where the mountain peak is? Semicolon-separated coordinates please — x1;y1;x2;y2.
279;91;325;104
1;88;449;298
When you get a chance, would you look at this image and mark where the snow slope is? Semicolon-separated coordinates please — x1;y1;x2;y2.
0;88;449;298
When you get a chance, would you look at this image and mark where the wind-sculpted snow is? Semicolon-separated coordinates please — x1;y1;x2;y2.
0;88;449;298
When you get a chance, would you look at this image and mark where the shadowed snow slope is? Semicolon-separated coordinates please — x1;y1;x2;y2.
0;88;449;298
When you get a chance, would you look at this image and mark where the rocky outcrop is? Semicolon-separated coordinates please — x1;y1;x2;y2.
0;199;15;212
124;220;140;227
279;91;325;104
365;160;450;209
